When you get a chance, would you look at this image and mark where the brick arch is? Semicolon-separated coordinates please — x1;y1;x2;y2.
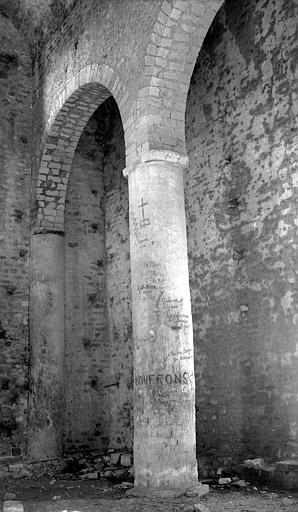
136;0;224;163
34;64;134;233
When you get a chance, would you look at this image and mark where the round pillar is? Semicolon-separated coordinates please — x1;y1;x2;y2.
28;232;65;459
127;155;198;488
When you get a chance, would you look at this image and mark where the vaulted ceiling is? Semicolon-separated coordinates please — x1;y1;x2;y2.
0;0;77;47
0;0;76;24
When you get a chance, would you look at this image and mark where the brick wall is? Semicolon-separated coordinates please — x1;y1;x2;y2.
64;96;132;453
30;0;163;176
0;14;32;458
64;108;108;452
185;0;298;466
1;0;298;468
103;98;132;450
136;0;223;161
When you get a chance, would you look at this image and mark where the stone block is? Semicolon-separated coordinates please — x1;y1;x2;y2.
218;477;231;485
286;472;298;489
101;470;113;478
120;453;132;467
11;469;31;479
94;461;105;470
80;472;98;480
243;458;265;468
111;468;127;479
127;466;134;477
275;460;298;472
120;481;133;489
86;472;99;480
4;494;16;501
185;483;209;498
109;452;121;465
3;502;24;512
259;464;275;482
232;479;248;488
9;463;24;472
274;462;298;490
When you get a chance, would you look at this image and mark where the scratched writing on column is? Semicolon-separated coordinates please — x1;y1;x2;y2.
138;197;151;228
134;371;190;386
157;292;190;329
130;209;149;249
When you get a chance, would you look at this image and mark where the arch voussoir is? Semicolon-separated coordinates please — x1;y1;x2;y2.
136;0;224;161
33;64;135;234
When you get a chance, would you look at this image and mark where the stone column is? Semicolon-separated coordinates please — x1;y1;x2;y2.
125;152;198;489
28;232;65;460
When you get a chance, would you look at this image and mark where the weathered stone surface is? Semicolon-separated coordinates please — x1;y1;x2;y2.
129;157;197;488
218;477;232;485
259;465;276;482
275;460;298;473
4;494;16;501
193;504;210;512
120;454;132;467
274;460;298;489
28;233;65;460
0;12;31;461
231;479;248;489
3;502;24;512
84;472;98;480
281;497;297;507
109;453;121;466
185;483;209;498
0;0;298;492
185;0;298;468
126;487;185;499
8;463;31;480
63;99;132;454
244;459;265;469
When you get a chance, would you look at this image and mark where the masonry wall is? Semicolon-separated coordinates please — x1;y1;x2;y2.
0;14;32;458
31;0;162;174
103;98;133;450
64;97;132;453
64;108;108;452
185;0;298;466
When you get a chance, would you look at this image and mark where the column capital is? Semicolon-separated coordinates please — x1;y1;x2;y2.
123;149;189;178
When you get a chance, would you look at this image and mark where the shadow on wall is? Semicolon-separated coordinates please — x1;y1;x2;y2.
0;12;32;460
184;0;298;468
63;96;133;455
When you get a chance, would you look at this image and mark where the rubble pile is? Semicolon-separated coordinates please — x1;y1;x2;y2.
61;450;134;482
199;457;298;491
0;453;297;491
200;470;252;492
0;450;134;482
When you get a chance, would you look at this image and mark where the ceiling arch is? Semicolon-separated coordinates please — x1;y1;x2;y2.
0;0;77;47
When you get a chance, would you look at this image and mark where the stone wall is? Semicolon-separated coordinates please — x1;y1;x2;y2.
64;96;132;453
103;98;132;450
30;0;163;176
0;14;32;458
64;106;108;452
185;0;298;466
1;0;298;470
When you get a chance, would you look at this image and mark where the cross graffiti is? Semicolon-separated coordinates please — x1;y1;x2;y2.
138;197;151;228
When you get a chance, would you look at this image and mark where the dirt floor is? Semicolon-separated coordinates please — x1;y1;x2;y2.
1;477;298;512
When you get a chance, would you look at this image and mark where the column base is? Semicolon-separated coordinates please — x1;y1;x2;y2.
126;482;209;499
27;425;62;461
